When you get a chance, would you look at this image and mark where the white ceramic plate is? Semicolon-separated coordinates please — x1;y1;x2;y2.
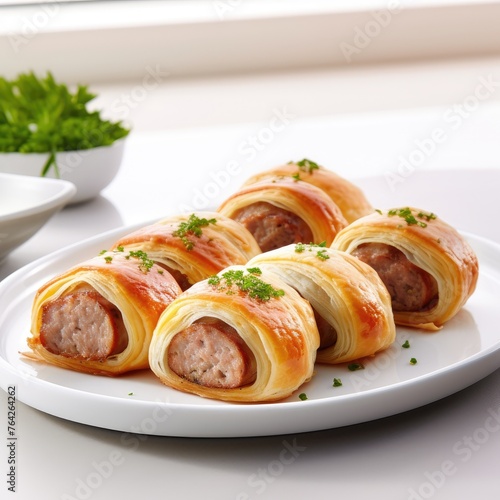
0;226;499;438
0;173;76;262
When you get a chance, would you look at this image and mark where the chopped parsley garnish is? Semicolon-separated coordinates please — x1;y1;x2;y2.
294;158;320;173
298;393;308;401
347;362;364;371
172;214;217;250
100;248;155;273
128;250;155;273
417;211;437;222
294;241;329;260
292;173;301;181
316;249;330;261
246;267;262;275
128;392;134;396
208;268;284;301
333;378;343;387
387;208;437;228
410;357;418;365
402;340;410;349
375;209;383;215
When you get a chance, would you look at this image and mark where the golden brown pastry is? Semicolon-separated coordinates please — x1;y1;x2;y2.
332;207;479;330
149;265;320;402
218;175;348;252
111;212;261;290
248;244;396;364
242;159;373;223
27;249;182;375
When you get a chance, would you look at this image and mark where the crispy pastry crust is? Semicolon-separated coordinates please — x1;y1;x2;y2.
218;176;348;247
112;212;261;288
332;208;479;330
248;245;396;364
149;266;320;402
28;252;182;375
242;163;373;223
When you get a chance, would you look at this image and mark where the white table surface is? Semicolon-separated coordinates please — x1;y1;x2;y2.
1;86;500;499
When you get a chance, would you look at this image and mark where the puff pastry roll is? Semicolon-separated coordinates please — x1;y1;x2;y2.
333;207;479;330
28;250;182;375
248;244;395;364
149;266;320;402
111;212;261;290
242;159;373;223
218;176;348;252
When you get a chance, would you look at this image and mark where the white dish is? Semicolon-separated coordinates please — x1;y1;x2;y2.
0;139;126;204
0;225;499;438
0;173;76;262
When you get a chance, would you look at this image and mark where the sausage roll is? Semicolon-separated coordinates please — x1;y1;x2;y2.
248;244;396;364
218;176;348;252
332;207;479;330
27;249;182;375
149;266;320;402
111;212;261;290
242;159;373;223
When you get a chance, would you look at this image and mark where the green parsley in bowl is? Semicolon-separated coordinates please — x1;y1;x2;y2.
0;72;130;204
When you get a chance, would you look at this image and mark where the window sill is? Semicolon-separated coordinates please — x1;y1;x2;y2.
1;0;500;83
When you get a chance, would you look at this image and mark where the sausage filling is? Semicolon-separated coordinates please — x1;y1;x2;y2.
314;309;338;350
168;317;257;389
40;286;128;361
232;202;313;252
158;264;192;291
351;243;438;311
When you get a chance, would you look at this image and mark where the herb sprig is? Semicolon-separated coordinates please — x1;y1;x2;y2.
347;362;364;371
172;214;217;250
295;158;320;173
386;208;437;228
208;267;285;301
127;250;155;273
288;158;320;179
100;248;156;274
294;241;330;260
0;72;129;177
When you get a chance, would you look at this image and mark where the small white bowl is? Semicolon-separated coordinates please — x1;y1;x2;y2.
0;173;76;262
0;139;126;204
